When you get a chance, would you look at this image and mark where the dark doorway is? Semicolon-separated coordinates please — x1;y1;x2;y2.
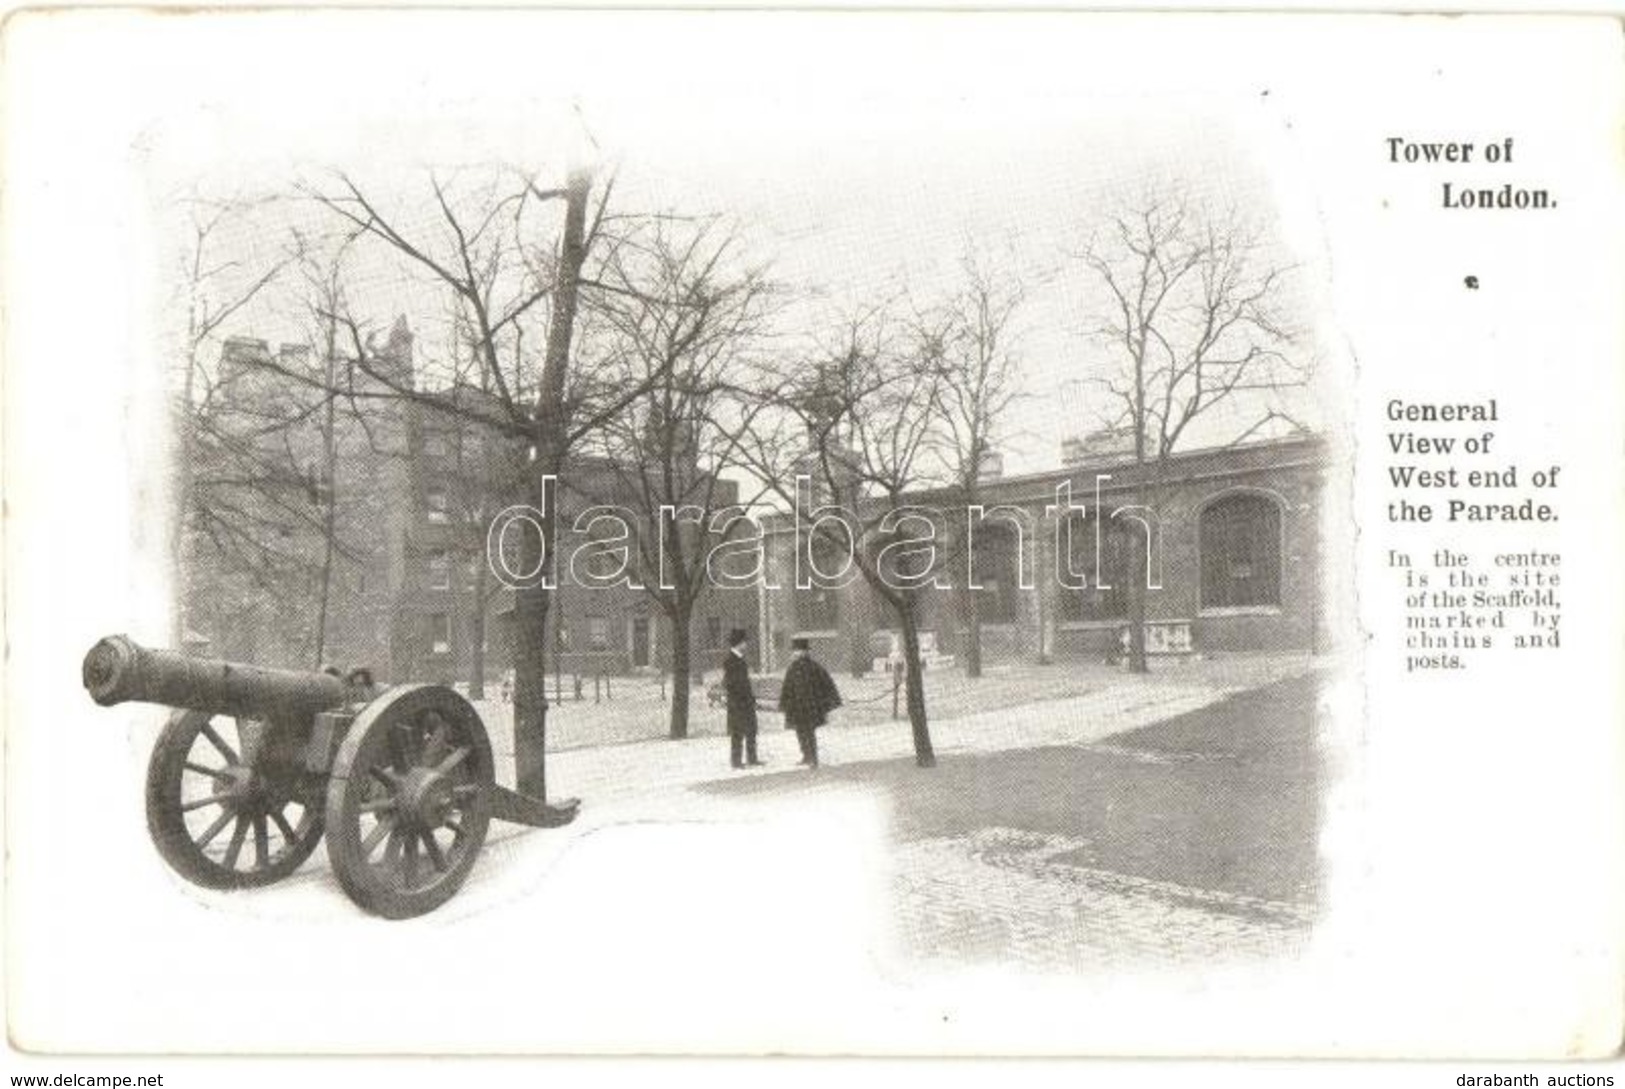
631;617;651;668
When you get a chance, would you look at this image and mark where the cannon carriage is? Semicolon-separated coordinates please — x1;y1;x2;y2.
82;635;578;919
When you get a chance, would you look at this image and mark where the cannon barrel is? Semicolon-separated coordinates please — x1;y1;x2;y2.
83;635;350;720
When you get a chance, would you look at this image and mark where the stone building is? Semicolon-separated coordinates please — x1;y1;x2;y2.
755;433;1328;676
185;316;761;687
397;441;760;687
179;323;414;674
185;320;1324;687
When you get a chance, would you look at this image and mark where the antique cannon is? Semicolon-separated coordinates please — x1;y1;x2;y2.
82;635;578;919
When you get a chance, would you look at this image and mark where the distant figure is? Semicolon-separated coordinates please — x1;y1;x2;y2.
721;628;762;769
778;637;842;768
346;666;382;704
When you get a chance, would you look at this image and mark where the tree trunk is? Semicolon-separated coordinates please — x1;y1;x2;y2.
963;586;983;678
313;500;337;667
1126;488;1150;674
170;362;199;650
955;510;984;679
1126;576;1149;673
513;166;592;801
312;343;340;669
667;606;692;740
897;607;937;768
512;471;555;800
468;553;487;700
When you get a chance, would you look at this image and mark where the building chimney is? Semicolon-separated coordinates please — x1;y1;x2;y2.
1062;427;1137;465
977;450;1004;482
219;337;271;385
278;343;313;372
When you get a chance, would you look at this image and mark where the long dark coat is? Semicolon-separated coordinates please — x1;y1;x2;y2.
722;650;758;737
778;657;842;730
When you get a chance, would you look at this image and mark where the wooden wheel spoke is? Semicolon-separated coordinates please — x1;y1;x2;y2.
389;725;414;773
252;815;271;870
402;832;420;887
420;830;448;873
223;817;250;869
150;711;324;890
195;809;235;850
361;815;397;859
182;792;234;813
383;826;405;871
270;809;298;846
322;689;497;916
433;746;471;777
199;722;240;765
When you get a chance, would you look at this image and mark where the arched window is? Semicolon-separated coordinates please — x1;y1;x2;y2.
971;523;1020;623
1058;513;1143;622
1199;493;1282;609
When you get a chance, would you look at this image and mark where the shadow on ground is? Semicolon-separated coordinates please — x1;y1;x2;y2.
696;672;1322;909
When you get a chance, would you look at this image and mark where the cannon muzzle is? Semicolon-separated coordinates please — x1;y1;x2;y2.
83;635;351;720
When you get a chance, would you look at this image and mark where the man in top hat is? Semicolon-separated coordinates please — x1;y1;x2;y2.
721;628;762;769
778;637;842;768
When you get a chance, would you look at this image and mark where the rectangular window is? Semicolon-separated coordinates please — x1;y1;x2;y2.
428;551;451;590
587;617;610;652
426;489;449;524
429;613;451;654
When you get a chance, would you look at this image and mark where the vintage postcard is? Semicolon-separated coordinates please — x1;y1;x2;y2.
3;7;1622;1064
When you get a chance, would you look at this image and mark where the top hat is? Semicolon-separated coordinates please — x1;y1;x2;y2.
790;637;811;651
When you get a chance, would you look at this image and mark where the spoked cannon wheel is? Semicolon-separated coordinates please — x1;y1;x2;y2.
145;710;326;888
324;685;494;920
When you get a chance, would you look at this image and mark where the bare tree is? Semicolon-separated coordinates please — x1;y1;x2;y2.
171;206;399;670
300;164;687;801
580;217;778;740
922;249;1026;679
169;194;296;649
1077;189;1306;672
743;308;948;768
282;230;369;669
430;316;528;700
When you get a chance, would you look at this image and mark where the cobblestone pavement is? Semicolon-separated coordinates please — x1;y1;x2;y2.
892;828;1312;974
